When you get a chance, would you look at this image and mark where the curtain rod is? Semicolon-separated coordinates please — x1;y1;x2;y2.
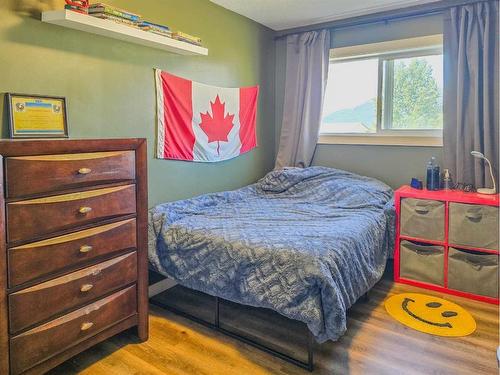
273;0;493;39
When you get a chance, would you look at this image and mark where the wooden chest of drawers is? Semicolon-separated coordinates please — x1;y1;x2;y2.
0;139;148;374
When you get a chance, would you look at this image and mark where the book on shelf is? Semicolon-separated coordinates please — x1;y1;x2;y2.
66;0;89;6
64;4;89;14
90;13;140;28
89;2;141;16
88;3;141;22
139;21;170;32
172;31;202;45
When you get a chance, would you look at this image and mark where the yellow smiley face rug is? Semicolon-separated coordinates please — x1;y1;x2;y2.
384;293;476;337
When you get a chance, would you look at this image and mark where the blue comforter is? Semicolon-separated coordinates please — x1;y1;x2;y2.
149;167;394;342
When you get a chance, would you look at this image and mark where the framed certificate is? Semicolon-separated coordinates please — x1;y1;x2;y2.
6;93;69;138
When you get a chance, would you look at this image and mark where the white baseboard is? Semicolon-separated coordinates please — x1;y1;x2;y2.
148;278;178;297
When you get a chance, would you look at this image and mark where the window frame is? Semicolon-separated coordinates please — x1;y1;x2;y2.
319;36;444;147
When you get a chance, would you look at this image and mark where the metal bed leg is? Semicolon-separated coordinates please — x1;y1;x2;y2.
307;330;314;372
362;291;370;302
215;296;220;328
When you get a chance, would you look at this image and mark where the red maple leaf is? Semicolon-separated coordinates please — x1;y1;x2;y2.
199;95;234;155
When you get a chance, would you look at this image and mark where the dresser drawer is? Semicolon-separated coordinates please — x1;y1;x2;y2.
449;203;499;250
9;252;137;333
10;286;136;375
7;185;136;243
8;218;137;287
5;151;135;198
400;198;445;241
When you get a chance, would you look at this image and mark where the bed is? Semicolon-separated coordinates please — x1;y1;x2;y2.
149;166;394;346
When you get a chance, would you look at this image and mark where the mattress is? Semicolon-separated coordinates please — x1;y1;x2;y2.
149;167;394;342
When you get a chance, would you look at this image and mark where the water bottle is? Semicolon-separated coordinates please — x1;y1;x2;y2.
426;157;440;190
432;162;440;190
426;158;434;190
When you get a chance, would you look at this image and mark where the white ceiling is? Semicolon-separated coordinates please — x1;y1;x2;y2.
210;0;441;31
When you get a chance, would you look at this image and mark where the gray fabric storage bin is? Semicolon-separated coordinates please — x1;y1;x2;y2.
400;198;445;241
448;248;499;298
400;240;444;285
449;203;499;250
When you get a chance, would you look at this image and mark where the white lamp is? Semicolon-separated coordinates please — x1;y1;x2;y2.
471;151;496;195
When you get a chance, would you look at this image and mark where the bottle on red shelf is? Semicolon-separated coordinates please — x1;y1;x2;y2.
443;169;452;190
426;157;441;191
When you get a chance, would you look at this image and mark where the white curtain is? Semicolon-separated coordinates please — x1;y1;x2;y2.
275;30;330;169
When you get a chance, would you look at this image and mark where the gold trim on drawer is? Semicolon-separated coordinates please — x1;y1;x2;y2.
10;151;129;161
10;219;136;250
11;254;132;295
9;185;131;205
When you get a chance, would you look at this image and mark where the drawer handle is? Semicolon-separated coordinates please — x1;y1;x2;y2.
79;206;92;214
79;245;93;253
465;212;483;221
78;168;92;175
80;284;94;292
415;207;429;214
80;322;94;331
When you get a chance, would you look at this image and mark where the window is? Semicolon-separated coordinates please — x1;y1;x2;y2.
322;58;379;134
320;36;443;146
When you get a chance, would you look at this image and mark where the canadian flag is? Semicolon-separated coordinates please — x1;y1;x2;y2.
155;69;259;162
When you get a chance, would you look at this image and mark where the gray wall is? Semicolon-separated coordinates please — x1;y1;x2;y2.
275;13;445;188
313;145;442;188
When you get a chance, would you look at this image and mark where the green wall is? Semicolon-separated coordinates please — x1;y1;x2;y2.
0;0;276;207
275;13;444;188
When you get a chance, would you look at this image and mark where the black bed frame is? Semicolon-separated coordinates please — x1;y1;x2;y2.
149;270;369;372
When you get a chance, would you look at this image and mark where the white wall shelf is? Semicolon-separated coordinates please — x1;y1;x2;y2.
41;10;208;56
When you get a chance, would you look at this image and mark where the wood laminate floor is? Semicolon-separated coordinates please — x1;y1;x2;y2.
49;277;499;375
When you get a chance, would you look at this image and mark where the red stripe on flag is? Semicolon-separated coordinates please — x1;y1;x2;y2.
161;71;195;160
239;86;259;154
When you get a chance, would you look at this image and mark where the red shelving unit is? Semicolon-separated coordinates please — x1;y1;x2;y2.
394;185;499;304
